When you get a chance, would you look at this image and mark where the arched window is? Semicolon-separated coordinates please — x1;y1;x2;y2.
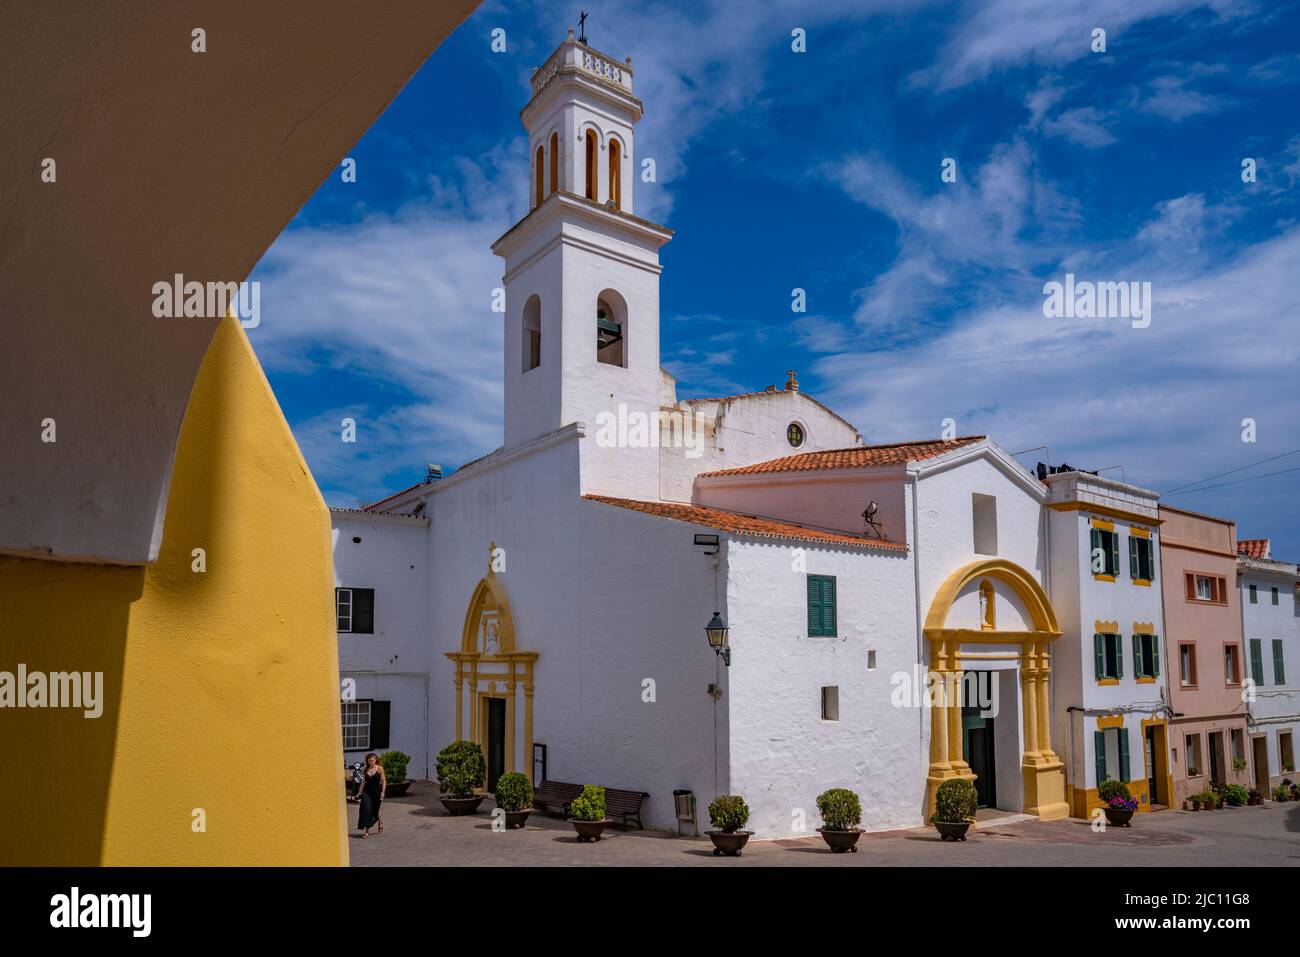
534;145;544;208
522;295;541;372
584;129;598;201
596;290;626;367
549;131;559;195
608;138;621;209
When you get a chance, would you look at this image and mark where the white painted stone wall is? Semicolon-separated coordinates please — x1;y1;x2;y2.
725;538;920;837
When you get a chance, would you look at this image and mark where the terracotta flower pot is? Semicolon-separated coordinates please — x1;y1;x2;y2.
1103;807;1134;827
570;818;610;842
504;809;531;829
440;795;485;816
706;830;753;857
816;827;863;853
933;820;972;842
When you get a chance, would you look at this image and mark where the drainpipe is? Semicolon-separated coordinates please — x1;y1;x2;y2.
909;466;925;790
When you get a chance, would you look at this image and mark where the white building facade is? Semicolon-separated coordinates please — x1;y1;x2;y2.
1239;539;1300;791
327;32;1107;838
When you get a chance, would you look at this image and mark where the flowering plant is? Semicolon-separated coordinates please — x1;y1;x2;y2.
1107;796;1138;811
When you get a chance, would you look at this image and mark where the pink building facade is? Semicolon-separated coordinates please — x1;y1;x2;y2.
1158;506;1254;806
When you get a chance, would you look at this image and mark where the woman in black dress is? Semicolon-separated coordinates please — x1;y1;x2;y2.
357;752;386;837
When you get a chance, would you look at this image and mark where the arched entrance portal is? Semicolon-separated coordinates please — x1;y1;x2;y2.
445;543;538;791
923;558;1069;821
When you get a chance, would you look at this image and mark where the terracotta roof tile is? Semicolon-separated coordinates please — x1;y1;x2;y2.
1237;538;1270;558
362;481;429;512
699;436;986;478
583;495;907;552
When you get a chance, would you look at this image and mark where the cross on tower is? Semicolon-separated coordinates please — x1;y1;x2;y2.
577;11;588;44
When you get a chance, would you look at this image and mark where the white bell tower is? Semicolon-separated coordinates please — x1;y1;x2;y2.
492;28;672;500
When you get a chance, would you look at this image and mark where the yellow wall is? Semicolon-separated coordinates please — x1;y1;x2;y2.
0;317;348;865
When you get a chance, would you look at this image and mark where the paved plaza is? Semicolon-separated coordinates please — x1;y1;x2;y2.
348;782;1300;867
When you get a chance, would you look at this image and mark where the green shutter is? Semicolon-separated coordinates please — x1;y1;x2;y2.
807;576;822;637
1115;635;1123;679
1094;634;1105;680
1095;730;1108;785
1250;639;1264;685
1151;636;1160;677
1129;537;1139;579
1274;640;1286;685
1132;634;1142;678
1110;533;1120;577
1090;528;1100;573
1118;731;1131;782
822;576;837;637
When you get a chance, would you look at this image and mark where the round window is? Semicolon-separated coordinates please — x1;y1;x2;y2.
787;422;805;448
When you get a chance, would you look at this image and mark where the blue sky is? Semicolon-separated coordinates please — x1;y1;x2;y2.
248;0;1300;556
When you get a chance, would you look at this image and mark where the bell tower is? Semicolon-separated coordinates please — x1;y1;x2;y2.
492;28;672;500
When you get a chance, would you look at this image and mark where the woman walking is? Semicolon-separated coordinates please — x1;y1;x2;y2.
357;752;386;838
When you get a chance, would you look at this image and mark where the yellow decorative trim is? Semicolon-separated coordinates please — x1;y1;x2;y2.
1097;714;1125;729
1132;579;1151;587
1136;677;1156;684
1096;678;1120;686
1093;573;1116;583
1090;518;1116;531
1049;501;1164;526
1095;620;1120;633
1130;526;1151;539
1132;621;1155;634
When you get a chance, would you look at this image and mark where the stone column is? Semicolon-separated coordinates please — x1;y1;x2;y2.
1036;643;1055;758
506;671;517;774
1021;648;1040;758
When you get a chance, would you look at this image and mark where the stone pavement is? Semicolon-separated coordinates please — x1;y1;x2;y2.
348;782;1300;867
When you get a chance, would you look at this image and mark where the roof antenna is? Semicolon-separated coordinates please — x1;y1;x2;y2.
577;10;589;45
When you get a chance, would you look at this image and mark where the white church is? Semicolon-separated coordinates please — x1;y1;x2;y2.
330;31;1095;838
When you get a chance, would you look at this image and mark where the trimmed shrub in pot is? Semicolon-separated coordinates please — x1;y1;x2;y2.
1224;783;1248;807
569;785;610;842
435;740;486;815
494;771;533;829
931;778;978;842
380;750;413;797
816;787;863;853
706;795;752;857
1098;780;1136;827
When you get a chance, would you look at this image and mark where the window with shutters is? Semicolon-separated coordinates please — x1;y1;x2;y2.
1093;632;1123;682
1094;727;1131;785
341;700;371;750
1280;732;1295;773
1179;642;1197;687
1249;638;1265;685
807;574;837;637
1132;632;1159;680
1224;644;1241;686
1272;586;1280;605
1090;523;1119;580
1185;573;1226;604
336;587;375;634
1272;639;1286;685
1249;584;1258;604
1128;533;1154;584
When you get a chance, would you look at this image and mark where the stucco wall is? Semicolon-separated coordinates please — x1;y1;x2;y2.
1240;562;1300;784
0;317;347;865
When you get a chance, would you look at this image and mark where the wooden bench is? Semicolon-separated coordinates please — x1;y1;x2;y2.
530;781;649;829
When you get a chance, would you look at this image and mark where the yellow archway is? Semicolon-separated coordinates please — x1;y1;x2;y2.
923;558;1068;821
444;543;538;784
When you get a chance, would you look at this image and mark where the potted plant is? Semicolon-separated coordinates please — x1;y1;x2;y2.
1224;783;1248;807
380;750;413;798
1205;790;1220;809
705;795;753;856
1232;757;1247;775
815;787;863;853
1247;787;1263;806
1098;780;1136;827
569;785;610;842
1273;784;1290;802
494;771;533;829
1188;794;1201;811
930;778;978;841
435;740;486;815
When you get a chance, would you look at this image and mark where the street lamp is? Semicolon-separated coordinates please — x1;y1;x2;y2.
705;611;730;667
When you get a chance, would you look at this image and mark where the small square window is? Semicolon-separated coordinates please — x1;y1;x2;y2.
821;685;839;721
